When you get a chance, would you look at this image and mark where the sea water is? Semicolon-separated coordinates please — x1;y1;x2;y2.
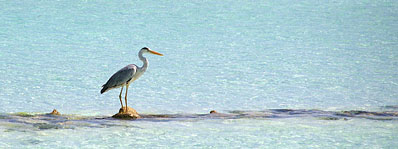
0;0;397;148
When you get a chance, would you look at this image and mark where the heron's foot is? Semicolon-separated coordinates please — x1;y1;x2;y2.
120;106;129;113
119;107;125;113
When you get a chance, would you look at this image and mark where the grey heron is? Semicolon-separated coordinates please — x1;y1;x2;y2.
100;47;163;112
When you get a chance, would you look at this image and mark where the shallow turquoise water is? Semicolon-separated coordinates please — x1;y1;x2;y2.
0;0;397;148
1;118;397;148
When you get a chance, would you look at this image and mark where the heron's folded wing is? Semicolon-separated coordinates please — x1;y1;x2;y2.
103;64;137;88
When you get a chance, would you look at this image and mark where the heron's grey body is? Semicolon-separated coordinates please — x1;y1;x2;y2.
100;64;138;94
100;47;162;112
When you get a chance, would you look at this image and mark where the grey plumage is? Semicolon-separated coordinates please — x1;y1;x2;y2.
101;64;137;94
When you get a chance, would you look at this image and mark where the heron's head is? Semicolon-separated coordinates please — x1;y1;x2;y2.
141;47;163;56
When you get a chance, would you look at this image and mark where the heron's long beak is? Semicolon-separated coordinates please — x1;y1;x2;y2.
149;50;163;56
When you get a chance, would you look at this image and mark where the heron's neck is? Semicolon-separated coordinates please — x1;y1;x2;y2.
138;51;148;72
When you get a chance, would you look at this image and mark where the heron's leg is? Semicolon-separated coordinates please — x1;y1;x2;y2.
125;84;129;112
119;86;124;110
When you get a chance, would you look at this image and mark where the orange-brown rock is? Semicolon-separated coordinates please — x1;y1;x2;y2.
49;109;60;115
112;106;140;119
210;110;218;114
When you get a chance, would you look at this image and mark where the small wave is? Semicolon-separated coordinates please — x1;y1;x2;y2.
380;105;398;110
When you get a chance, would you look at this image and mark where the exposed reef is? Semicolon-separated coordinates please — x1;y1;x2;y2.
1;109;397;131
